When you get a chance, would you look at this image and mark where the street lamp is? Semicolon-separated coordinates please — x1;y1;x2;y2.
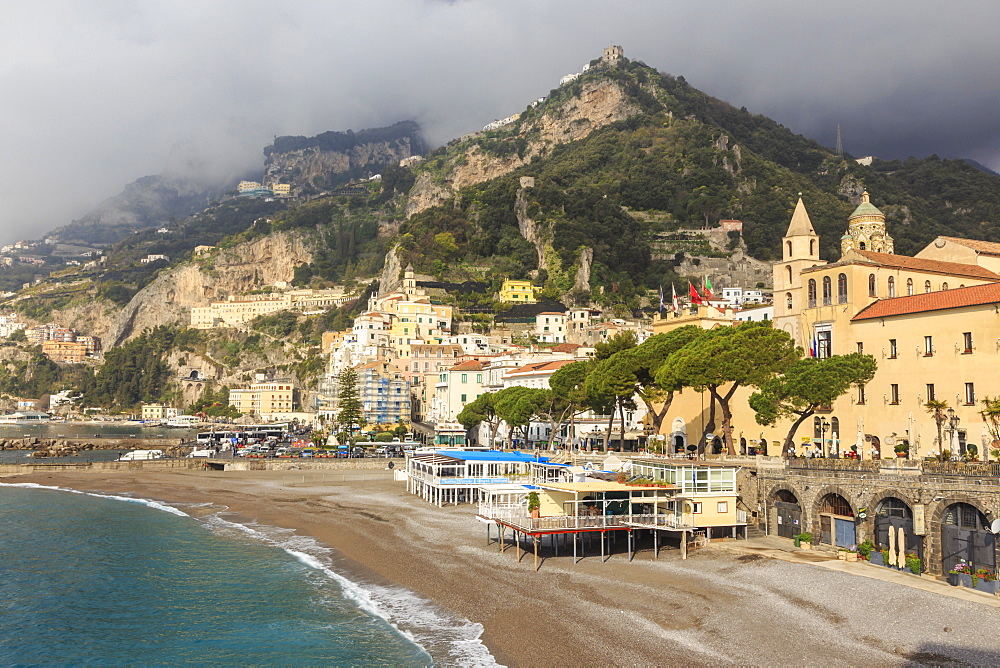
946;408;961;456
820;417;830;457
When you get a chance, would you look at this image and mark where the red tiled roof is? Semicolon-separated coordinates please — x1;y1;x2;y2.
506;360;575;375
551;343;582;353
450;360;484;371
855;251;1000;280
852;283;1000;320
935;236;1000;256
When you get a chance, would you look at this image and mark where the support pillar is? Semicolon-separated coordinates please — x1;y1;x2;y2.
534;536;539;572
681;530;688;560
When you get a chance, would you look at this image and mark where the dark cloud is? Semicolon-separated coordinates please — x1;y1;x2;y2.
2;1;999;243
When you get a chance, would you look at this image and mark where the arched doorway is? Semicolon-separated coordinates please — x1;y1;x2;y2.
669;417;687;454
818;493;856;547
875;497;921;561
773;489;802;539
941;502;996;573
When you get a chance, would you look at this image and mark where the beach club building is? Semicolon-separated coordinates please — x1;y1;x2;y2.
406;450;561;507
629;460;748;539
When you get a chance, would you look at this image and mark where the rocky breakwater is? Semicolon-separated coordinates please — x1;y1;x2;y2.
1;437;186;458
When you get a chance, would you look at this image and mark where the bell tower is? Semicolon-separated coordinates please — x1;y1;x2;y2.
773;196;825;346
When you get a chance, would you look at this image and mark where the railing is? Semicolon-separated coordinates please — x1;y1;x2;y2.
486;512;714;532
788;459;881;472
922;461;1000;477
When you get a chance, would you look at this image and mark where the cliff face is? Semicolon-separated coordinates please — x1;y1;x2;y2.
263;122;425;196
102;231;312;346
405;78;639;217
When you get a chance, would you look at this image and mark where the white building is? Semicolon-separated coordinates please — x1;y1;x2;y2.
534;312;566;343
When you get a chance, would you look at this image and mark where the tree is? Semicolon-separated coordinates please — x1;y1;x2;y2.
457;392;502;447
980;397;1000;459
925;399;950;452
656;321;799;455
493;386;546;448
540;361;591;448
749;353;877;458
337;367;364;441
615;326;705;436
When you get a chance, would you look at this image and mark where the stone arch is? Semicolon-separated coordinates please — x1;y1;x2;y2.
766;482;805;538
812;485;858;546
928;492;993;527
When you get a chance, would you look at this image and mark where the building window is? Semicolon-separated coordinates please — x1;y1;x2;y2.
822;276;832;305
691;502;703;514
890;384;899;404
786;293;793;311
807;279;817;308
963;332;973;354
868;274;876;297
926;383;935;401
837;273;848;303
966;383;976;405
815;328;832;359
856;342;864;354
888;339;897;359
925;280;932;293
461;394;467;403
857;385;866;405
924;335;933;356
942;282;949;291
476;373;483;383
906;278;913;295
717;501;728;514
887;276;895;298
461;374;468;383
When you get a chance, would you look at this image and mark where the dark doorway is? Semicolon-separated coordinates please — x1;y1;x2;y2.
774;490;802;539
875;497;921;562
818;493;856;547
941;503;996;573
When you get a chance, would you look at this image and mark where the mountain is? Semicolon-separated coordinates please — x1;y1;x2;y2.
48;175;226;246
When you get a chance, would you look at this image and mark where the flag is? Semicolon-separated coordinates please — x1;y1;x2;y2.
809;336;818;358
659;285;665;314
703;275;714;300
671;284;680;312
689;281;703;305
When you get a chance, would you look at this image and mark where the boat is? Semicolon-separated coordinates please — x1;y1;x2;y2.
119;449;165;461
0;411;51;424
165;415;199;427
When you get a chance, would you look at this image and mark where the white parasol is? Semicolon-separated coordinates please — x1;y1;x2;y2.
896;525;907;569
856;415;865;458
908;412;915;455
887;525;897;569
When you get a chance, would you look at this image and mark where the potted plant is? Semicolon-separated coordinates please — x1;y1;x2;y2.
527;491;541;519
856;540;874;561
797;532;813;550
905;552;921;574
974;568;1000;594
845;545;859;562
948;562;973;587
894;442;909;458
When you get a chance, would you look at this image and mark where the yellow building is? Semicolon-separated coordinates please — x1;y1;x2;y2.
229;381;294;419
656;192;1000;460
499;279;537;304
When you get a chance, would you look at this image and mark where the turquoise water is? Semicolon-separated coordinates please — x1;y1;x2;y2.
0;485;494;665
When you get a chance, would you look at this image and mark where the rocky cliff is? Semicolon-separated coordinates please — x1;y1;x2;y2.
103;230;312;346
405;78;639;218
263;121;425;196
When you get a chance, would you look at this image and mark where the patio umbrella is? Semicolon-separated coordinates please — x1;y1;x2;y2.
896;525;907;569
908;412;915;454
887;525;897;569
831;431;839;457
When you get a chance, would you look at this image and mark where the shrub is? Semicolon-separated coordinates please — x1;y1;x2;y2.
796;532;813;543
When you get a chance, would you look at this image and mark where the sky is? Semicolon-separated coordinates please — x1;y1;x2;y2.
2;1;998;244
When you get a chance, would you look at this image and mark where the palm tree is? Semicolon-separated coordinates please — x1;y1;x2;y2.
925;399;949;453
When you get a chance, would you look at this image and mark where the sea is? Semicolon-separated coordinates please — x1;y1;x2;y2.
0;483;498;666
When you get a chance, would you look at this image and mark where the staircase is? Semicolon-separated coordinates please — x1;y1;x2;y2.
745;524;767;539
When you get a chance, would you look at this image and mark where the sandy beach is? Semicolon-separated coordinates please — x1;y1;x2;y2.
8;467;1000;666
